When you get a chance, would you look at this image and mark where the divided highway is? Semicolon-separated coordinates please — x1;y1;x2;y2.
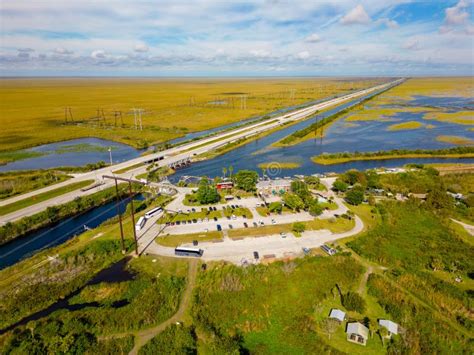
0;78;403;225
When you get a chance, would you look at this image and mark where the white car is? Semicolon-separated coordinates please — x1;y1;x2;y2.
271;219;276;225
280;232;287;238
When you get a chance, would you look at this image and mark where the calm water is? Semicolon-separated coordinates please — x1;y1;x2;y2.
0;138;142;172
0;194;143;270
170;94;474;180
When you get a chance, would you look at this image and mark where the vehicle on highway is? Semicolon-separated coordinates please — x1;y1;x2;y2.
135;216;146;232
175;247;203;257
145;207;162;219
217;224;222;231
253;251;259;260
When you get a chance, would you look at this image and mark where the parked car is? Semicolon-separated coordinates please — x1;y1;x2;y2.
232;214;236;220
236;196;241;200
192;219;197;223
253;251;259;259
191;208;196;212
271;219;276;225
280;232;287;238
213;217;218;221
229;224;233;229
253;222;258;227
193;240;198;246
243;222;248;228
217;224;222;231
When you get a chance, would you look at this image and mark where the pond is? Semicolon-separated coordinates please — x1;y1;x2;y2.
0;138;142;172
170;94;474;180
0;194;144;270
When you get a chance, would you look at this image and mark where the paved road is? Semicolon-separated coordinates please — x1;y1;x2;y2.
0;79;402;225
451;219;474;236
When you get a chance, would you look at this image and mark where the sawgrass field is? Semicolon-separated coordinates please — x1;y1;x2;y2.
0;77;384;153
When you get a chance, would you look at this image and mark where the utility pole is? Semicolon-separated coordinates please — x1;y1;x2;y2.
114;179;126;254
64;107;74;123
108;147;113;165
128;181;139;255
102;175;143;256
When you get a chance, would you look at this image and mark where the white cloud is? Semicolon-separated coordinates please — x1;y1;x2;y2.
377;18;399;29
296;51;310;59
134;44;149;53
91;49;106;59
402;38;421;51
54;47;73;55
445;0;469;26
249;49;271;58
305;33;321;43
340;4;371;25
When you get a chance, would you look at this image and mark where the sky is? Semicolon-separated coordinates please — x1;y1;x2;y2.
0;0;473;76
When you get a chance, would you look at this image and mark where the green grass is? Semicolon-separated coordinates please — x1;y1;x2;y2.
0;150;45;165
0;170;71;200
156;231;223;246
258;161;302;169
0;179;94;216
113;162;144;174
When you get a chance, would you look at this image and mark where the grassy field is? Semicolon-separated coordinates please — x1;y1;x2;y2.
258;161;302;169
0;77;384;152
0;170;71;200
387;121;423;131
0;179;94;216
436;135;474;145
157;231;223;246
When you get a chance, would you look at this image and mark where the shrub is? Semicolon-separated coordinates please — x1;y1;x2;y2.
342;291;366;313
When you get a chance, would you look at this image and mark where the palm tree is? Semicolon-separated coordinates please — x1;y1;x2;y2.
222;167;227;179
229;165;234;179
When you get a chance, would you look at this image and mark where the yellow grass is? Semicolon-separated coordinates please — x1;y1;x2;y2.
312;153;474;165
258;161;301;169
436;135;474;145
0;77;383;152
387;121;423;131
424;111;474;125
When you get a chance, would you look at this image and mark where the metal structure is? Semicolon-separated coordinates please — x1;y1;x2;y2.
64;107;74;123
132;108;144;130
113;110;124;127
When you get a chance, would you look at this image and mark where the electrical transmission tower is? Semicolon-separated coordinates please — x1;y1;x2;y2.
289;88;296;100
64;107;74;123
240;95;247;110
132;108;144;130
96;108;106;125
113;110;123;127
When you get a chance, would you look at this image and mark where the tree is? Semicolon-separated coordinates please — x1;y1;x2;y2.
342;291;366;313
292;222;306;234
309;200;323;216
229;165;234;178
196;178;220;204
322;318;340;339
283;193;305;211
222;167;227;179
345;186;364;205
332;179;348;192
234;170;259;192
304;175;320;188
269;202;283;213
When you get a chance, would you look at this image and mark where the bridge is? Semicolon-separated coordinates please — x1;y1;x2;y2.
169;157;191;170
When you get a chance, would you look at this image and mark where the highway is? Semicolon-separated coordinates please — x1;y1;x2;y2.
0;78;403;225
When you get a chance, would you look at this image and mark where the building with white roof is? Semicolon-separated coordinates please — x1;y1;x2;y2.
328;308;346;322
346;322;369;346
378;319;399;337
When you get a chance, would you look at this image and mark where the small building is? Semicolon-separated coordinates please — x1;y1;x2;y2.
346;322;369;346
378;319;398;337
257;178;292;196
217;181;234;190
329;308;345;322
